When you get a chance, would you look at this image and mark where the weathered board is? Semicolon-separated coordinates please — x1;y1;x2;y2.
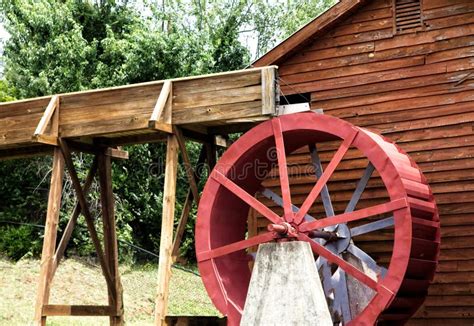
255;0;474;323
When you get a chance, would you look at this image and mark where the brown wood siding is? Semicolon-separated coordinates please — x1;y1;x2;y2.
266;0;474;323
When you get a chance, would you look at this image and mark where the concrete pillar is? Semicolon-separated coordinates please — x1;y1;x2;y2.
241;241;333;326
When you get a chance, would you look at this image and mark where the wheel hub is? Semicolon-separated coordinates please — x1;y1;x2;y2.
268;221;351;253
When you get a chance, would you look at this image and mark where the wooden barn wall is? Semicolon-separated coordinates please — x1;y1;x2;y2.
271;0;474;324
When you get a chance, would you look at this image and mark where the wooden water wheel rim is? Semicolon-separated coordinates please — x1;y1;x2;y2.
196;112;440;325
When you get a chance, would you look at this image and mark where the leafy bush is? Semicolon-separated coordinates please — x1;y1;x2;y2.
0;225;42;260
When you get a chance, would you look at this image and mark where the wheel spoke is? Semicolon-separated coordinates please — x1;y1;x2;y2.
331;268;352;323
197;232;275;262
298;233;378;290
294;129;358;224
211;170;281;224
272;118;293;221
347;244;387;278
350;216;394;237
309;144;335;217
345;162;375;213
261;188;315;222
300;198;407;232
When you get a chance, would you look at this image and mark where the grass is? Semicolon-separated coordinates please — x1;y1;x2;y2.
0;257;220;325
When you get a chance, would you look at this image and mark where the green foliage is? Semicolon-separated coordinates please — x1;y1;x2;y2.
0;80;15;101
0;0;335;262
0;224;42;259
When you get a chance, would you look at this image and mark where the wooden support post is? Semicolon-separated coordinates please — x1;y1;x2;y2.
98;151;124;325
155;134;179;326
205;141;217;171
34;148;65;326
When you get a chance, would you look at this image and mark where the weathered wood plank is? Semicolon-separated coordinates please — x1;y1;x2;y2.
42;305;118;317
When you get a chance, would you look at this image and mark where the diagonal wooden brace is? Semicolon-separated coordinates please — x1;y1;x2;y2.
149;80;172;133
171;144;207;261
58;139;115;303
34;95;60;146
51;157;99;278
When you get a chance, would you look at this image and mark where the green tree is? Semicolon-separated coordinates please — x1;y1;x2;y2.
0;0;335;262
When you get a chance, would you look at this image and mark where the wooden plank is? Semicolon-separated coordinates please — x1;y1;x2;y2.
172;101;263;125
330;17;392;37
375;24;474;52
42;305;117;317
282;56;426;84
424;2;474;20
34;148;65;326
105;147;129;160
425;12;474;31
310;28;393;51
149;80;172;133
423;0;471;10
343;7;392;25
154;134;179;326
173;85;262;110
261;67;277;115
34;95;59;137
321;88;474;118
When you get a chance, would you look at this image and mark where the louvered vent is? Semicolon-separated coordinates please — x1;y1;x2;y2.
394;0;423;33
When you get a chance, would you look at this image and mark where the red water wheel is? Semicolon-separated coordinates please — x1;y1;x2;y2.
196;112;440;325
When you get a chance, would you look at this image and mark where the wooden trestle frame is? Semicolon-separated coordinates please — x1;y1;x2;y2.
0;66;277;325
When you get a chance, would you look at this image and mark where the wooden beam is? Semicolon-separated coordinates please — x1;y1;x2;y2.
34;148;65;326
149;80;172;133
51;157;99;278
34;95;59;137
155;134;179;326
58;139;116;301
34;134;58;146
42;305;118;317
171;145;207;262
98;151;124;325
261;67;277;115
105;147;129;160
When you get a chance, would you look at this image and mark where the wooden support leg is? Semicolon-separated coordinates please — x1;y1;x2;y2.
34;148;65;326
98;152;124;325
155;134;179;326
